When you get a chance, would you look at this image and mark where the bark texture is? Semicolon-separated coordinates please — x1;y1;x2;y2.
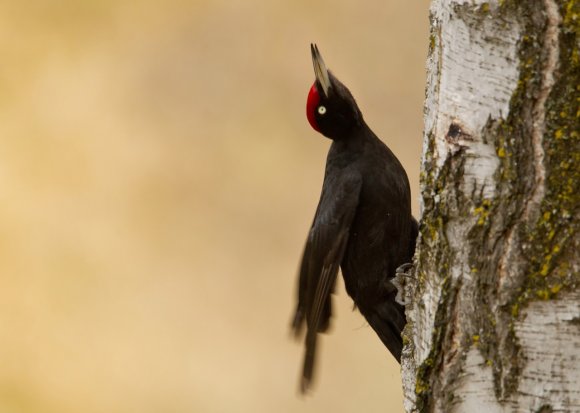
402;0;580;412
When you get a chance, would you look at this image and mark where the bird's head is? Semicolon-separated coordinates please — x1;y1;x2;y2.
306;44;363;140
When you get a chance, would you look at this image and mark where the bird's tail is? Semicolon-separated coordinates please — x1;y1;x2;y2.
300;330;317;393
364;298;406;363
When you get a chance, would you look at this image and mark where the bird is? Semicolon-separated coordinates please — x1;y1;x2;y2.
291;44;418;393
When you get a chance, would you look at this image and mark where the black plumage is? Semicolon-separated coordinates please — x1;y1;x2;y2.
292;44;418;392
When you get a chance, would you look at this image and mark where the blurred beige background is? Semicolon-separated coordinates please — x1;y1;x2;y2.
0;1;429;412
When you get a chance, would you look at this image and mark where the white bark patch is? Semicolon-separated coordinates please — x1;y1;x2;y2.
451;292;580;413
514;291;580;412
426;0;520;174
401;352;417;413
412;276;444;365
453;349;504;413
462;142;500;199
446;217;474;282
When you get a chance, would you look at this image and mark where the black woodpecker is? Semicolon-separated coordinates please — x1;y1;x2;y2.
291;44;418;393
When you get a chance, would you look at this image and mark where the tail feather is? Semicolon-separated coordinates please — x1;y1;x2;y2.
300;330;317;393
363;297;406;362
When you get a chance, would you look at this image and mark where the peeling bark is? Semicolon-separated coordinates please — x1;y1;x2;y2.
402;0;580;412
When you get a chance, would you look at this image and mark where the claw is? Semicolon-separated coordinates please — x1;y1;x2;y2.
391;262;415;306
396;262;414;276
391;277;405;306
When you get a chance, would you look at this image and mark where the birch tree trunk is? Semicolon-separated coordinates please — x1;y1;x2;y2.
401;0;580;412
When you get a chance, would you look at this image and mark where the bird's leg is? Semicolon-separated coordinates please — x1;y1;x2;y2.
391;263;415;306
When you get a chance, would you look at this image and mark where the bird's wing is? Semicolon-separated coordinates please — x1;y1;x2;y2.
292;170;362;392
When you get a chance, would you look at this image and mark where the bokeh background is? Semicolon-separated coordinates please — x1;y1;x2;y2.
0;1;429;412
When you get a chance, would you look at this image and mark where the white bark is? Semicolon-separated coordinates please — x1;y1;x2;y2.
402;0;580;412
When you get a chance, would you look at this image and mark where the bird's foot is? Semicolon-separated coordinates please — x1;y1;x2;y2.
396;263;414;278
391;262;415;306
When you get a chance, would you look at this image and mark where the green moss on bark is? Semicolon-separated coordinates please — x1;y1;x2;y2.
508;0;580;362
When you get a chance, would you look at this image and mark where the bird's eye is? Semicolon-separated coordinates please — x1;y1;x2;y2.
318;105;327;115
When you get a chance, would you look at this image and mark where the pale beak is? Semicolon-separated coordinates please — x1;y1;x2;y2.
311;43;331;97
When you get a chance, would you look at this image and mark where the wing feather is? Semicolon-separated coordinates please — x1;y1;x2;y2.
291;171;362;392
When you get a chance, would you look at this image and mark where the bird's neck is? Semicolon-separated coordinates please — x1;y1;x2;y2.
330;121;374;152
